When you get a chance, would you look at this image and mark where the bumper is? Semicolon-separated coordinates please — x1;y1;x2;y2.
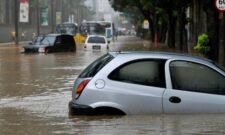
23;48;39;53
69;101;93;115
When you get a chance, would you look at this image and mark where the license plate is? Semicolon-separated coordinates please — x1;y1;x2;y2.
92;45;101;50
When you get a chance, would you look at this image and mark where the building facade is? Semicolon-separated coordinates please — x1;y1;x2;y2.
0;0;64;43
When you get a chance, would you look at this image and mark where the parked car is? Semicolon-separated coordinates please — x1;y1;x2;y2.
69;52;225;115
21;34;76;53
84;35;109;51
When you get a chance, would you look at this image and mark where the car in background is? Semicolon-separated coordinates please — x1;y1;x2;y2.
21;34;76;53
84;35;109;51
69;51;225;115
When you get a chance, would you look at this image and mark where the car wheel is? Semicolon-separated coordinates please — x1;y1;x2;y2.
45;48;50;53
70;47;75;52
89;107;126;115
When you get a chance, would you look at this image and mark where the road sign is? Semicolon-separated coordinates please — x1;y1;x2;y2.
143;20;149;29
215;0;225;12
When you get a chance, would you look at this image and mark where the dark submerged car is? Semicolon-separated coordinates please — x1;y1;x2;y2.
21;34;76;53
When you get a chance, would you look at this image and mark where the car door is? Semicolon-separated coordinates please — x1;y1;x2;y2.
106;59;167;114
163;60;225;113
65;36;76;51
54;36;63;51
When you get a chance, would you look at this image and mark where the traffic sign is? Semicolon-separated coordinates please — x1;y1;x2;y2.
215;0;225;12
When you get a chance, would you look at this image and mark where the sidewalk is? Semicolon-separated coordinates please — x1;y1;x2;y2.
0;41;29;46
110;35;172;52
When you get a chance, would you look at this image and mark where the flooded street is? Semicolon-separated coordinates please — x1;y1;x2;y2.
1;36;225;135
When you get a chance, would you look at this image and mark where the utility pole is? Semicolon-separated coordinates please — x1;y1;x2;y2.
36;0;40;35
51;0;54;33
15;0;19;45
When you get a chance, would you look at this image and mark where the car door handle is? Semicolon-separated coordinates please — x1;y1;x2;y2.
169;96;181;103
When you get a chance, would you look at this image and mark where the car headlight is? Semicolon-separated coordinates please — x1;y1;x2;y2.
20;48;25;53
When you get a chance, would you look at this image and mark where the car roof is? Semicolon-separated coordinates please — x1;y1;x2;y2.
46;33;61;36
109;51;213;64
62;22;78;26
46;33;73;37
87;35;106;38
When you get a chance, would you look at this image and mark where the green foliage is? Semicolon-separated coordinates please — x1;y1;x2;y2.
109;0;192;43
194;34;210;54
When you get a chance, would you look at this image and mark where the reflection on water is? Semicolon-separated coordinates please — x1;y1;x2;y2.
0;47;104;97
2;106;225;135
1;39;225;135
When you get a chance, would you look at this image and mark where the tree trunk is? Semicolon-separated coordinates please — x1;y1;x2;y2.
153;15;159;48
147;17;154;42
224;13;225;67
218;13;225;66
177;15;183;51
206;9;219;61
158;21;167;43
203;0;219;61
178;11;188;52
167;12;176;48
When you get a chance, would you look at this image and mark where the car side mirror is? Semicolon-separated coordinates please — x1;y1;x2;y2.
108;41;110;44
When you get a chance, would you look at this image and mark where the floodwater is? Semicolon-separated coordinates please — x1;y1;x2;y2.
0;36;225;135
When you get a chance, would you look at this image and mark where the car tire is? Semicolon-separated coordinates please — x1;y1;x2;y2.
70;47;75;52
45;48;50;53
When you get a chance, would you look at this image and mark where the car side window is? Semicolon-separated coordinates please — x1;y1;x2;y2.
108;59;166;88
55;37;62;45
170;61;225;95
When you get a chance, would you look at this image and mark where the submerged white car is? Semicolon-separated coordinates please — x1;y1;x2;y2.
69;52;225;115
84;35;109;51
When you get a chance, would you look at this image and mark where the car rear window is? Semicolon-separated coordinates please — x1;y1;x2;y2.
79;54;114;78
87;37;106;44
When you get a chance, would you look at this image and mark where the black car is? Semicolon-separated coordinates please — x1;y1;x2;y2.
21;34;76;53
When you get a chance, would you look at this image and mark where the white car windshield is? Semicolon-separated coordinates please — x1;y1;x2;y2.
32;36;56;45
87;37;106;44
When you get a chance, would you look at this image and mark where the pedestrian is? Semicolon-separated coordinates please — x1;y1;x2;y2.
32;32;36;39
114;31;118;41
11;31;16;41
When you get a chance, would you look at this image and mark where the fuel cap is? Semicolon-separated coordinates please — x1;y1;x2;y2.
95;79;105;89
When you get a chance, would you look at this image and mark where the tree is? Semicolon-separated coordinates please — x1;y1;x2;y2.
109;0;192;49
62;0;94;24
156;0;192;49
109;0;159;41
202;0;219;61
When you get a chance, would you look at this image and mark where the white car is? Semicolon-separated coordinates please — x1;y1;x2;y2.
69;52;225;115
84;35;109;51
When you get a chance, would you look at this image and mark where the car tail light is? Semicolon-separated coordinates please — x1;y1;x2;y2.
75;79;90;99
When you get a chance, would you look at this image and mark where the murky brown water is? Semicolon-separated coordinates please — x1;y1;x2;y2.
1;36;225;135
